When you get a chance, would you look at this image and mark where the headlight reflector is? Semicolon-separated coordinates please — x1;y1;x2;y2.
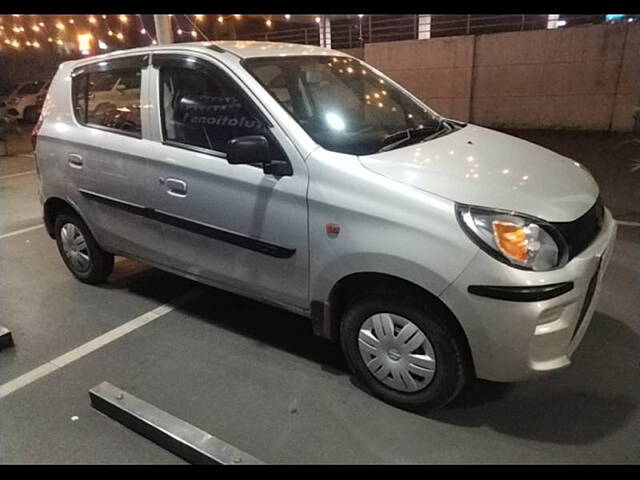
456;204;567;271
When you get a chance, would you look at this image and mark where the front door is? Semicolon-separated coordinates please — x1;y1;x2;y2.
145;54;309;310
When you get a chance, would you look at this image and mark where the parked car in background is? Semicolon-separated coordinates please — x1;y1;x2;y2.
0;83;23;108
5;80;50;123
35;42;617;411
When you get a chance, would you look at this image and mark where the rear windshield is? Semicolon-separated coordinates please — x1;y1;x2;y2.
17;81;45;95
0;84;18;96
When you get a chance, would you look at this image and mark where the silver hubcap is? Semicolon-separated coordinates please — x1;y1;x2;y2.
358;313;436;393
60;223;91;272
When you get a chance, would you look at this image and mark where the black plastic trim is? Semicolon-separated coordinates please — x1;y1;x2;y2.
71;54;149;77
79;189;295;259
468;282;574;302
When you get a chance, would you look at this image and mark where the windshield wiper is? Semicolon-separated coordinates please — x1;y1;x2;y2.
377;119;451;153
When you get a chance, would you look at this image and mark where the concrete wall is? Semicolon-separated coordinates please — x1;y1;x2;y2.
365;36;474;122
339;47;365;60
364;23;640;131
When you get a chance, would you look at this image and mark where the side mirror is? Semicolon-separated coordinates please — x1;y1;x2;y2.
226;135;270;165
226;135;292;176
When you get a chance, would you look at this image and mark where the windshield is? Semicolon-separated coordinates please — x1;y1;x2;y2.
17;81;45;95
0;84;18;96
243;55;448;156
18;80;44;95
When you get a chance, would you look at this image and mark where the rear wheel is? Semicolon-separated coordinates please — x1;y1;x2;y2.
340;291;470;412
54;212;114;284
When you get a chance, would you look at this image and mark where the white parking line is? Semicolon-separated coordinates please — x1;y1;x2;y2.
617;220;640;228
0;224;44;239
0;170;36;180
0;287;205;400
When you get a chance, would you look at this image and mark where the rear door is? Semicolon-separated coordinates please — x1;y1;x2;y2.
65;55;167;264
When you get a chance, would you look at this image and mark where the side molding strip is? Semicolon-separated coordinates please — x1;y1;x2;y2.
79;189;296;259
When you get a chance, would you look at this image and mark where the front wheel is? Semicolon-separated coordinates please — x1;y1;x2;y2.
340;292;471;412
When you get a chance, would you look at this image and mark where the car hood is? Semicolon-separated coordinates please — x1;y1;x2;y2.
358;125;599;222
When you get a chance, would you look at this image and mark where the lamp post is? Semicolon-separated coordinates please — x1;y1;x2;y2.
153;14;173;44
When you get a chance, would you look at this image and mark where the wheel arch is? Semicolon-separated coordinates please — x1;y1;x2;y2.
43;196;88;239
311;271;474;375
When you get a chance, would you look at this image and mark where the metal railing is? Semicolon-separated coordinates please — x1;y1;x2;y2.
234;14;614;49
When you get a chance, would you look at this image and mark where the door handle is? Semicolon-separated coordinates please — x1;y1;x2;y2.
68;153;83;169
165;178;188;197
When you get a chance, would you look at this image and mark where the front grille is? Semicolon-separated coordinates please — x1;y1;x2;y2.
552;196;604;261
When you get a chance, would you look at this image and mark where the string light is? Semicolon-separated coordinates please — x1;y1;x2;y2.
315;16;321;24
119;15;128;23
191;30;197;38
285;15;291;20
68;19;75;24
182;14;210;42
32;25;40;32
218;16;224;24
195;15;204;21
89;16;97;24
56;22;65;30
234;15;241;19
266;19;272;27
177;28;183;35
116;32;124;40
136;14;156;45
102;15;107;19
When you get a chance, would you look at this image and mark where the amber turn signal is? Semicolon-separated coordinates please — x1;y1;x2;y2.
492;221;527;262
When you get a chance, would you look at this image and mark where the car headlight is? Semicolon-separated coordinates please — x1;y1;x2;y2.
455;203;568;271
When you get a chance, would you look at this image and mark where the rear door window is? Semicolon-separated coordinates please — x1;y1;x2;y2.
72;67;142;136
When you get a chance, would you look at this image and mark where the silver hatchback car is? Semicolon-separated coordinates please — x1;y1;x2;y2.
35;41;617;411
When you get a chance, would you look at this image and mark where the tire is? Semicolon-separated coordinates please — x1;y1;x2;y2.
54;212;114;285
23;106;39;124
340;290;471;412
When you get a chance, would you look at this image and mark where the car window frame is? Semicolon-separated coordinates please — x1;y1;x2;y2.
70;55;148;140
152;53;289;166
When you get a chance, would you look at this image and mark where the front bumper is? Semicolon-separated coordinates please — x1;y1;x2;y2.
440;208;617;382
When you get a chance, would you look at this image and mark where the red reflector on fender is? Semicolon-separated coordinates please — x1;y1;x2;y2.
326;223;340;235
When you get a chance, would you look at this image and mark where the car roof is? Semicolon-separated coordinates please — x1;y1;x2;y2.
67;40;350;67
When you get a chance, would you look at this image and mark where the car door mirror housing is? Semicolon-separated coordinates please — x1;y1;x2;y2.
226;135;293;176
227;135;270;165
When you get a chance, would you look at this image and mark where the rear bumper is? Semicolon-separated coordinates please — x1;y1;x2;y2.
440;208;617;382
